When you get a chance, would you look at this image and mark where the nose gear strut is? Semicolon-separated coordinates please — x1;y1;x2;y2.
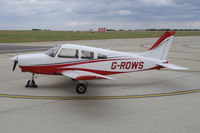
25;73;38;88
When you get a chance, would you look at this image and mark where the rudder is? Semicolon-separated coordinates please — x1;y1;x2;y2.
143;31;175;60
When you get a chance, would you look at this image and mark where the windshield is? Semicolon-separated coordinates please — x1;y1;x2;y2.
45;45;61;57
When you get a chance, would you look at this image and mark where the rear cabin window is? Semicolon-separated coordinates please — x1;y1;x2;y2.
58;48;78;58
97;53;107;59
81;50;94;59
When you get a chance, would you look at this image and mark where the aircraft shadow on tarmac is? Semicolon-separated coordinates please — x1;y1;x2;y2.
32;71;188;96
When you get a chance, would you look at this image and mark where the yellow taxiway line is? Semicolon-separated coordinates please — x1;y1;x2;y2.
0;89;200;100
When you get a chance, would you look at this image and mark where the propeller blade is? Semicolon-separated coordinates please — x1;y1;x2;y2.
12;60;18;71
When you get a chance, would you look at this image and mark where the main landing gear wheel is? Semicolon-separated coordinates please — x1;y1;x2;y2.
75;83;87;94
25;73;38;88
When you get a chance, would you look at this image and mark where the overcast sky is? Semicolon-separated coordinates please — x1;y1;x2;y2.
0;0;200;30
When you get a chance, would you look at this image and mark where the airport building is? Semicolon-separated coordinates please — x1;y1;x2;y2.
98;27;107;32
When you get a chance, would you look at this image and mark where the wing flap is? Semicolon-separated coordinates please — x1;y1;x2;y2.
62;70;115;80
158;63;189;70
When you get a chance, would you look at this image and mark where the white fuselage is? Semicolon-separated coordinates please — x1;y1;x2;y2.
12;44;163;76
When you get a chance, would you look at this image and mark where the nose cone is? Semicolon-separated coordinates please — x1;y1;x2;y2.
10;56;18;62
14;53;48;66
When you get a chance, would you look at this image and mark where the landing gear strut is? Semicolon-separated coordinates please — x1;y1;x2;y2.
75;81;88;94
25;73;38;88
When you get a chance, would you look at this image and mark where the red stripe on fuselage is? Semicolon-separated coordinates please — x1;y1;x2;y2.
19;58;136;75
59;68;125;75
19;64;164;79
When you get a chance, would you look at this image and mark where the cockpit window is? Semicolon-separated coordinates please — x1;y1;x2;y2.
97;53;107;59
81;50;94;59
58;48;78;58
45;45;61;57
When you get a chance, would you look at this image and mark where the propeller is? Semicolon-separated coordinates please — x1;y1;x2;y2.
13;60;18;71
10;56;18;71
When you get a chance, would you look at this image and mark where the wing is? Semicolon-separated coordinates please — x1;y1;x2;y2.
61;70;115;80
158;63;189;70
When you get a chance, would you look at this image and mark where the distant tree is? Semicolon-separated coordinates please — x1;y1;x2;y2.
107;29;116;31
32;29;42;31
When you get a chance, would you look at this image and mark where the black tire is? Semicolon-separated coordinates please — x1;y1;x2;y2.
76;83;87;94
30;80;38;88
25;80;31;88
30;80;35;87
25;80;38;88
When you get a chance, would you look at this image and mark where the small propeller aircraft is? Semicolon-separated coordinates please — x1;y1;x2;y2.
10;31;189;94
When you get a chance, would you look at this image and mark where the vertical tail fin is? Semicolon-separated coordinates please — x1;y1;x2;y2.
143;31;175;60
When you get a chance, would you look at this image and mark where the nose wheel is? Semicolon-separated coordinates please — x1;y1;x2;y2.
25;73;38;88
75;82;88;94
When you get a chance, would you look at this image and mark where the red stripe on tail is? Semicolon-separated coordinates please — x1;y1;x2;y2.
148;31;175;51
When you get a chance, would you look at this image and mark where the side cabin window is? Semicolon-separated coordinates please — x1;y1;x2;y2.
97;53;107;59
58;48;78;58
81;50;94;59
